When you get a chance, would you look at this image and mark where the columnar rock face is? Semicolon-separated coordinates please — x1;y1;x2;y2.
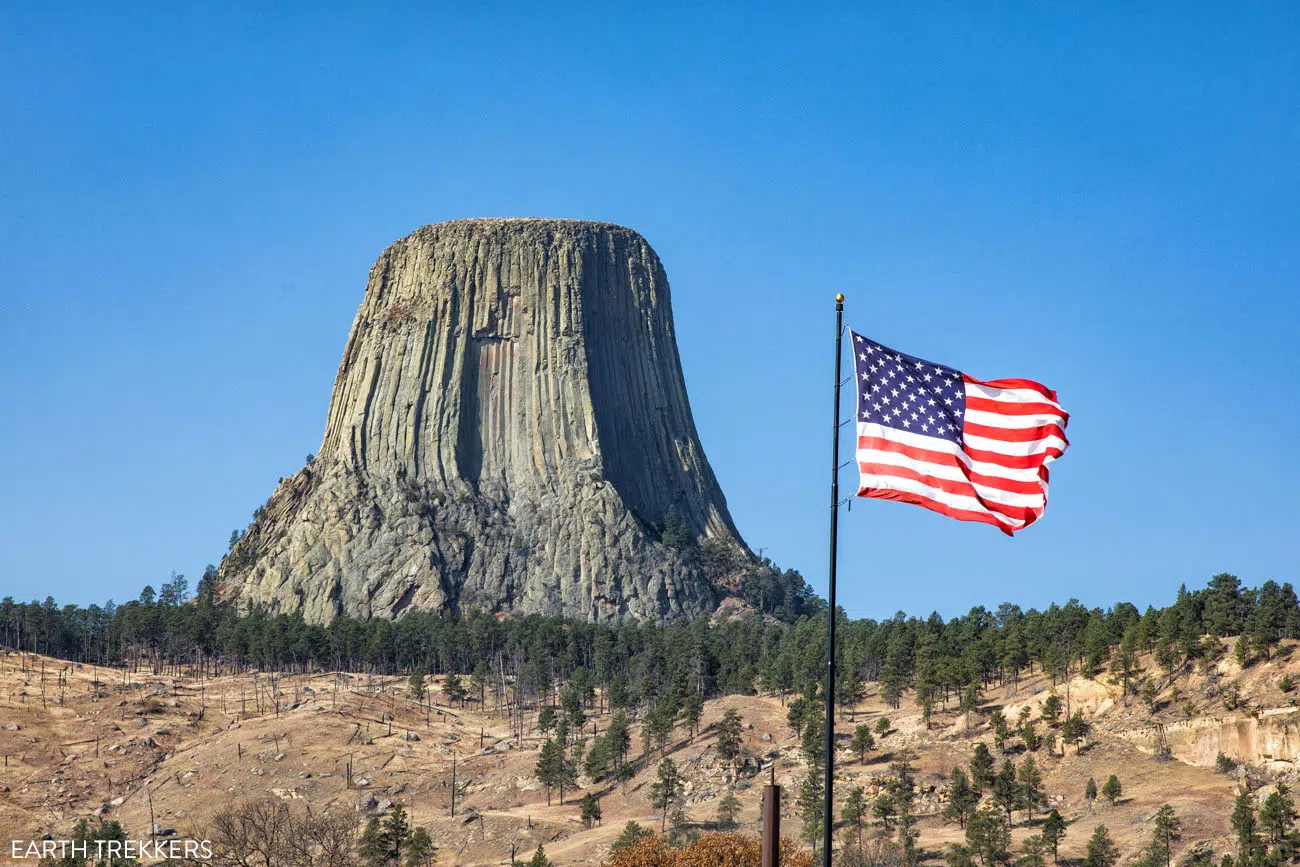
218;218;749;624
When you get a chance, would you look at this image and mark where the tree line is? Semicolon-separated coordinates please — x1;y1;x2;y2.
3;571;1295;723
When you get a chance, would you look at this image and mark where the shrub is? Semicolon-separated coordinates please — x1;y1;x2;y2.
1215;752;1238;774
611;821;654;853
604;833;812;867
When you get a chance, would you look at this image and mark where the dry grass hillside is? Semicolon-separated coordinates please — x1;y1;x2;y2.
3;638;1296;865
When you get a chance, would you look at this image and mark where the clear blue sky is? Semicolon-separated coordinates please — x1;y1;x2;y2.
2;4;1296;619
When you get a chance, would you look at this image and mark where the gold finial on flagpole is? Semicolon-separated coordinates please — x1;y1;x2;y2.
835;293;845;303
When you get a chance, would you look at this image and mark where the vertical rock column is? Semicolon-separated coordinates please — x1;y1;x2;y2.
219;218;750;624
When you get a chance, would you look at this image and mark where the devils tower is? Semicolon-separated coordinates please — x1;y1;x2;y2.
218;218;750;624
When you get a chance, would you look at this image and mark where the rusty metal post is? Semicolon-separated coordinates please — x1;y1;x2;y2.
762;767;781;867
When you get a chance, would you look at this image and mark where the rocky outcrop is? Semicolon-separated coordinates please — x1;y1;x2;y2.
218;218;750;624
1124;708;1300;770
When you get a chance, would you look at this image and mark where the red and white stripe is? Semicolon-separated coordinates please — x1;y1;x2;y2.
856;377;1069;535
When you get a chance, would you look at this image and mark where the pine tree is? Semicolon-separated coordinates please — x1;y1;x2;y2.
1232;792;1262;867
716;791;741;829
1085;777;1098;808
1101;774;1122;807
608;675;631;711
990;711;1010;753
535;737;562;805
580;792;602;829
992;759;1019;825
649;758;682;832
840;668;866;719
797;767;825;850
851;723;875;763
360;817;387;867
407;668;426;702
554;717;570;753
660;504;694;549
537;707;556;736
1041;809;1066;864
668;808;694;846
615;762;635;794
1252;581;1294;660
715;708;744;763
583;734;610;780
944;767;979;829
562;684;586;732
1018;756;1047;822
946;842;977;867
1112;627;1140;698
787;696;810;737
641;708;668;758
891;750;920;867
881;644;908;709
874;793;898;833
381;805;412;865
970;742;996;791
948;841;977;867
1206;574;1247;636
961;682;982;728
1236;634;1255;667
1260;784;1298;852
965;803;1011;867
443;673;466;707
1063;712;1089;754
471;660;489;706
1040;693;1062;727
527;842;551;867
1003;623;1029;686
606;711;631;766
682;692;704;739
801;702;825;767
1148;804;1182;867
1020;834;1049;867
1142;679;1160;713
1156;640;1181;684
842;786;868;842
1020;721;1042;752
404;827;437;867
1084;825;1119;867
556;743;577;805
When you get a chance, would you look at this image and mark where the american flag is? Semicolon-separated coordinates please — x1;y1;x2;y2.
850;330;1069;534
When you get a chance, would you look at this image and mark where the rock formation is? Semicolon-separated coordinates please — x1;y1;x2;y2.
1124;708;1300;770
218;218;750;624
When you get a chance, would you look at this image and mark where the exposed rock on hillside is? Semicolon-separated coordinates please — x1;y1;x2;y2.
218;218;749;623
1125;710;1300;769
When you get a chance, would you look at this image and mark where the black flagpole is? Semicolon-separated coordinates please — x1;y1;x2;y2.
823;293;844;866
